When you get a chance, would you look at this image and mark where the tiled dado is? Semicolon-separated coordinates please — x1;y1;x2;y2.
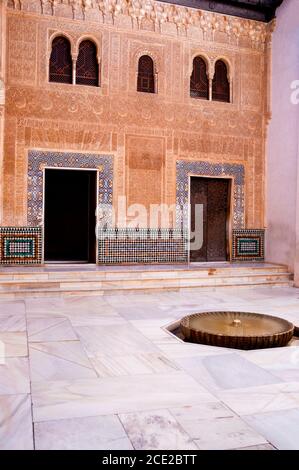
98;228;188;264
232;229;265;261
27;151;113;227
176;160;245;229
0;227;42;265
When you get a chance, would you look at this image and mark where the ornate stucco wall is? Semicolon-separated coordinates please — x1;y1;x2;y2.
1;0;273;232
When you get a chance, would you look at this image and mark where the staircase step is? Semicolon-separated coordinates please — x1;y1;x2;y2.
0;263;292;298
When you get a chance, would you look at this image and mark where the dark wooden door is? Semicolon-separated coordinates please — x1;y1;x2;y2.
190;177;230;262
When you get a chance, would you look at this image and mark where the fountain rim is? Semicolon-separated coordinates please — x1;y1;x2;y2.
180;311;294;339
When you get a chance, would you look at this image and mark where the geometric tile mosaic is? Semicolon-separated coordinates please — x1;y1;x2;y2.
27;151;113;227
232;229;265;261
0;227;42;265
176;160;245;229
98;228;188;264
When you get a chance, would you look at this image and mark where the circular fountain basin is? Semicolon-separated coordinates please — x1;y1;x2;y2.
180;311;294;350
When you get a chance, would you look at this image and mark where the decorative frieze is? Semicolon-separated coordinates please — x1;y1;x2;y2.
7;0;275;50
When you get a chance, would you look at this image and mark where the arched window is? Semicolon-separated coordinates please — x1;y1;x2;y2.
76;40;99;87
190;56;209;100
212;60;230;103
49;36;72;84
137;55;155;93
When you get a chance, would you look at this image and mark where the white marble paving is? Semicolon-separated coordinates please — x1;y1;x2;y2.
90;353;179;377
119;409;197;450
1;285;299;449
217;382;299;415
29;341;97;382
75;324;158;357
0;314;26;332
0;332;27;358
244;408;299;450
27;316;77;342
192;416;267;450
0;394;33;450
31;372;216;422
240;346;299;382
0;301;26;316
34;415;133;450
176;353;282;393
0;358;30;395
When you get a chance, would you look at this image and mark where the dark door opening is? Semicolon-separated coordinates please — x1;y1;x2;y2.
44;169;97;263
190;177;230;262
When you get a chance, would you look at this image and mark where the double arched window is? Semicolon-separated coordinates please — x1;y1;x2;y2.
137;55;155;93
190;56;230;103
49;36;99;87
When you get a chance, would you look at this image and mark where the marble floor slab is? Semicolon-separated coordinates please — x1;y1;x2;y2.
169;402;270;450
176;353;281;393
0;394;33;450
27;316;77;342
0;314;26;332
0;332;27;358
75;324;158;358
29;341;97;382
0;358;30;395
119;409;197;450
31;372;216;422
217;382;299;415
241;347;299;382
244;408;299;450
0;301;26;316
90;353;179;377
170;402;234;423
34;415;133;450
190;416;267;450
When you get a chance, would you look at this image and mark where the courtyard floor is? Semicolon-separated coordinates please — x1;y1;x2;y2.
1;286;299;450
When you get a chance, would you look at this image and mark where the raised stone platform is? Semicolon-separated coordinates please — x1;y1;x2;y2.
0;263;293;298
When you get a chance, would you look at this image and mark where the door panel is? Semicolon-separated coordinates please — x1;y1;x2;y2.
190;178;207;262
190;177;229;262
206;179;229;261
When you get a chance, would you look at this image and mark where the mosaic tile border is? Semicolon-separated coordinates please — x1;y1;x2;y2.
232;229;265;261
0;227;42;265
176;160;245;229
27;151;113;227
97;228;188;264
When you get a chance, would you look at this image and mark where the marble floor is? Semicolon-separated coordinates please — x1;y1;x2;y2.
1;285;299;450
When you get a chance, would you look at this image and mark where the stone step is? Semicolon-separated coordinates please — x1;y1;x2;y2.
0;271;292;299
0;265;289;282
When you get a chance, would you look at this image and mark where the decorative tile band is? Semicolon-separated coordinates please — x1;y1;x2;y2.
27;150;113;226
0;227;42;265
232;229;265;261
97;228;188;264
176;160;245;229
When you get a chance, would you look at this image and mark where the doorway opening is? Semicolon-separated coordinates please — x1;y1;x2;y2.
190;176;231;262
44;169;97;263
